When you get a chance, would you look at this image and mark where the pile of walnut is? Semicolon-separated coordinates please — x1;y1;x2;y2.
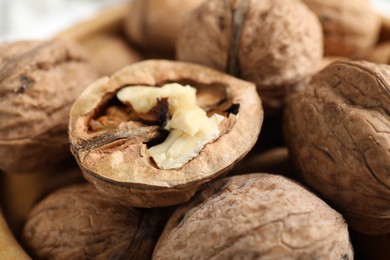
0;0;389;259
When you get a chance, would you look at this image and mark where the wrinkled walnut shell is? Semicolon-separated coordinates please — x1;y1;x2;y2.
22;183;164;259
177;0;323;115
284;60;390;235
153;173;353;259
301;0;380;58
69;60;262;207
0;39;98;173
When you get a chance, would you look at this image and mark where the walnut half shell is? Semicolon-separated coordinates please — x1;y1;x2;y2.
69;60;263;207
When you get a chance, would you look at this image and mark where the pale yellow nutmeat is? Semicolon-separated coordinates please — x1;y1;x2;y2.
117;83;224;169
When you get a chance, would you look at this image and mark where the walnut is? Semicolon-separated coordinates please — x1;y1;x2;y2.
22;183;164;259
283;60;390;235
124;0;207;54
82;34;143;76
153;173;353;259
300;0;381;58
0;39;98;173
365;42;390;65
68;60;262;207
176;0;323;115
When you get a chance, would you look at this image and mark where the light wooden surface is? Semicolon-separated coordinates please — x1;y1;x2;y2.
0;210;30;260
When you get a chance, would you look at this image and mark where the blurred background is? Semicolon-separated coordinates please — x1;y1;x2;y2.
0;0;127;41
0;0;389;42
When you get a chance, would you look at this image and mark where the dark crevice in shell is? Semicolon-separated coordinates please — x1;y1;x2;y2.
226;0;249;78
13;75;35;94
225;103;240;115
145;129;170;148
133;98;170;126
75;126;160;152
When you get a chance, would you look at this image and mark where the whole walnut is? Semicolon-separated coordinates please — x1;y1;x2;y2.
284;60;390;235
177;0;323;115
23;183;164;259
300;0;380;58
153;173;353;259
0;39;98;173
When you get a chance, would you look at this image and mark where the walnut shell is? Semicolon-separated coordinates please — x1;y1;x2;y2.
0;39;98;173
153;173;353;259
300;0;381;58
124;0;207;53
69;60;262;207
284;60;390;235
22;183;164;259
177;0;323;115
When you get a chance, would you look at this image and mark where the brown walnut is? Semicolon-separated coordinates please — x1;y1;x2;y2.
300;0;381;58
124;0;207;54
22;183;164;259
68;60;262;207
153;173;353;259
0;39;98;173
177;0;323;115
283;60;390;235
